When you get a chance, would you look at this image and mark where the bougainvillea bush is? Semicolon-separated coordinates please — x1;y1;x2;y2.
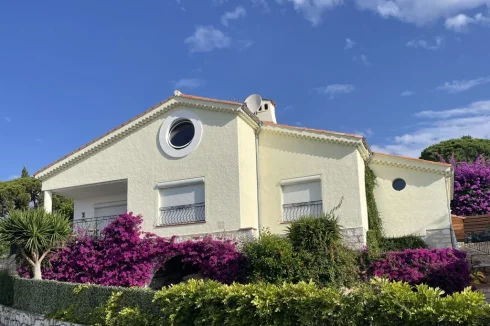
19;213;244;287
444;155;490;216
368;248;470;294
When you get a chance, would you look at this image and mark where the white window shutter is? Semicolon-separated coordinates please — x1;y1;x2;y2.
160;183;205;208
282;181;321;204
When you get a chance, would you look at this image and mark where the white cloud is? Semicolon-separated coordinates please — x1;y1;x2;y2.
221;6;247;26
252;0;270;11
315;84;356;98
185;26;231;53
436;76;490;93
360;54;369;65
401;90;415;96
406;36;443;50
372;100;490;158
280;0;344;26
355;0;490;26
445;12;490;32
344;38;356;49
236;39;254;50
4;117;11;123
174;78;204;89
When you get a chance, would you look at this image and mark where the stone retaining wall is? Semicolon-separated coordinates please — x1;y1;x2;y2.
423;228;454;249
0;305;82;326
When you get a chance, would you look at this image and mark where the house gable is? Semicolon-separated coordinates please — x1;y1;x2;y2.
35;94;259;181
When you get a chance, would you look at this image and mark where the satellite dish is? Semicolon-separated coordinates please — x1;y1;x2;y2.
244;94;263;113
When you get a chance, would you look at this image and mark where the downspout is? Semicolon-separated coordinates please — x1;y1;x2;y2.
255;125;262;236
445;171;456;249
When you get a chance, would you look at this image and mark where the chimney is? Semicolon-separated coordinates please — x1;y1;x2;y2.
255;99;277;123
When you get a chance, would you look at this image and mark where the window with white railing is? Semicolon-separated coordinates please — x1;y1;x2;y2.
281;178;323;222
157;179;205;226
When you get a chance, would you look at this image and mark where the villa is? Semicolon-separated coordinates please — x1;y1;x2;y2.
35;92;455;249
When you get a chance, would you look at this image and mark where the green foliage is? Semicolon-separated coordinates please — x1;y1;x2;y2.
0;271;14;306
420;136;490;163
0;209;72;279
0;273;157;325
3;273;490;325
0;173;74;219
380;235;428;252
242;230;302;283
21;167;29;178
365;167;383;255
0;239;10;258
287;209;342;252
244;213;359;287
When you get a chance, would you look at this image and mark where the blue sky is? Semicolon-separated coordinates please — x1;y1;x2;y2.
1;0;490;180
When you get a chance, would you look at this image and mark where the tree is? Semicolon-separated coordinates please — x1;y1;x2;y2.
0;174;74;219
420;136;490;163
21;167;29;178
0;209;72;279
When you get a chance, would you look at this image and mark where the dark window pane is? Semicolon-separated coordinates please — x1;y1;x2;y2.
392;178;406;191
169;120;195;148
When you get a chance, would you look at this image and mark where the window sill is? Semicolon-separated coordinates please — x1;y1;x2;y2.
155;221;206;228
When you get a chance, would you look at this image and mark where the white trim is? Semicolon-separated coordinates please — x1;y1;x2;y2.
157;177;204;189
159;109;203;158
93;200;128;209
280;175;321;186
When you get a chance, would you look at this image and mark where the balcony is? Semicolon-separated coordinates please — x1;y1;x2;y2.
73;215;118;236
157;203;205;226
283;200;323;222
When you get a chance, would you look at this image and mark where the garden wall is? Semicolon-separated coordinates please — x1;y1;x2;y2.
0;304;82;326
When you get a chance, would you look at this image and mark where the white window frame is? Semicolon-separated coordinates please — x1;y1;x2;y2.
280;175;323;222
156;177;205;226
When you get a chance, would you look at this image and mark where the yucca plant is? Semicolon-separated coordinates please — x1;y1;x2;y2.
0;209;72;280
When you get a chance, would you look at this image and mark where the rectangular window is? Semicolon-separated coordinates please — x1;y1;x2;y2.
158;180;205;226
282;179;323;222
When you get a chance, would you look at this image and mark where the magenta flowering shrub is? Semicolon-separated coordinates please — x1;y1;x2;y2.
368;248;470;294
443;155;490;216
19;213;244;287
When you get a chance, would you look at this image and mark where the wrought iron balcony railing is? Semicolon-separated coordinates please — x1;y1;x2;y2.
283;200;323;222
158;203;205;226
73;215;117;236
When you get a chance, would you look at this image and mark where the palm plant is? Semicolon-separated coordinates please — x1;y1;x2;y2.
0;209;72;280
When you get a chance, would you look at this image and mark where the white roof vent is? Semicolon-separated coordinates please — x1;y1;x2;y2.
255;99;277;123
243;94;277;123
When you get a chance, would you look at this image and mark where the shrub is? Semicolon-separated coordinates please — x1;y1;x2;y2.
3;273;490;325
287;209;342;252
368;248;470;294
242;230;302;284
19;213;244;287
444;155;490;216
380;235;428;252
365;167;383;255
0;270;14;306
0;273;156;325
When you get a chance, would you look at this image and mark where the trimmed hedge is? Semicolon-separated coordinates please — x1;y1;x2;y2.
3;273;490;325
0;273;156;324
380;235;428;252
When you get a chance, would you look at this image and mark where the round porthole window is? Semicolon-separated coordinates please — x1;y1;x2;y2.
159;110;203;158
392;178;406;191
168;119;195;149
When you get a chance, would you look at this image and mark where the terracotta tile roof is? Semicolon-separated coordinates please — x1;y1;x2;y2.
372;152;452;167
34;93;242;177
262;121;364;139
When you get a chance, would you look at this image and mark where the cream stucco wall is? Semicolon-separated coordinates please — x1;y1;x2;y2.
236;118;259;230
258;131;369;236
42;106;251;237
369;163;451;237
74;193;127;221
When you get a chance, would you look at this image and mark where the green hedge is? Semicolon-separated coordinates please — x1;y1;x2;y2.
3;273;490;325
0;272;156;324
380;235;428;252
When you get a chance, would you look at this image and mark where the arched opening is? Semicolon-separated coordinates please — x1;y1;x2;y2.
149;255;201;290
